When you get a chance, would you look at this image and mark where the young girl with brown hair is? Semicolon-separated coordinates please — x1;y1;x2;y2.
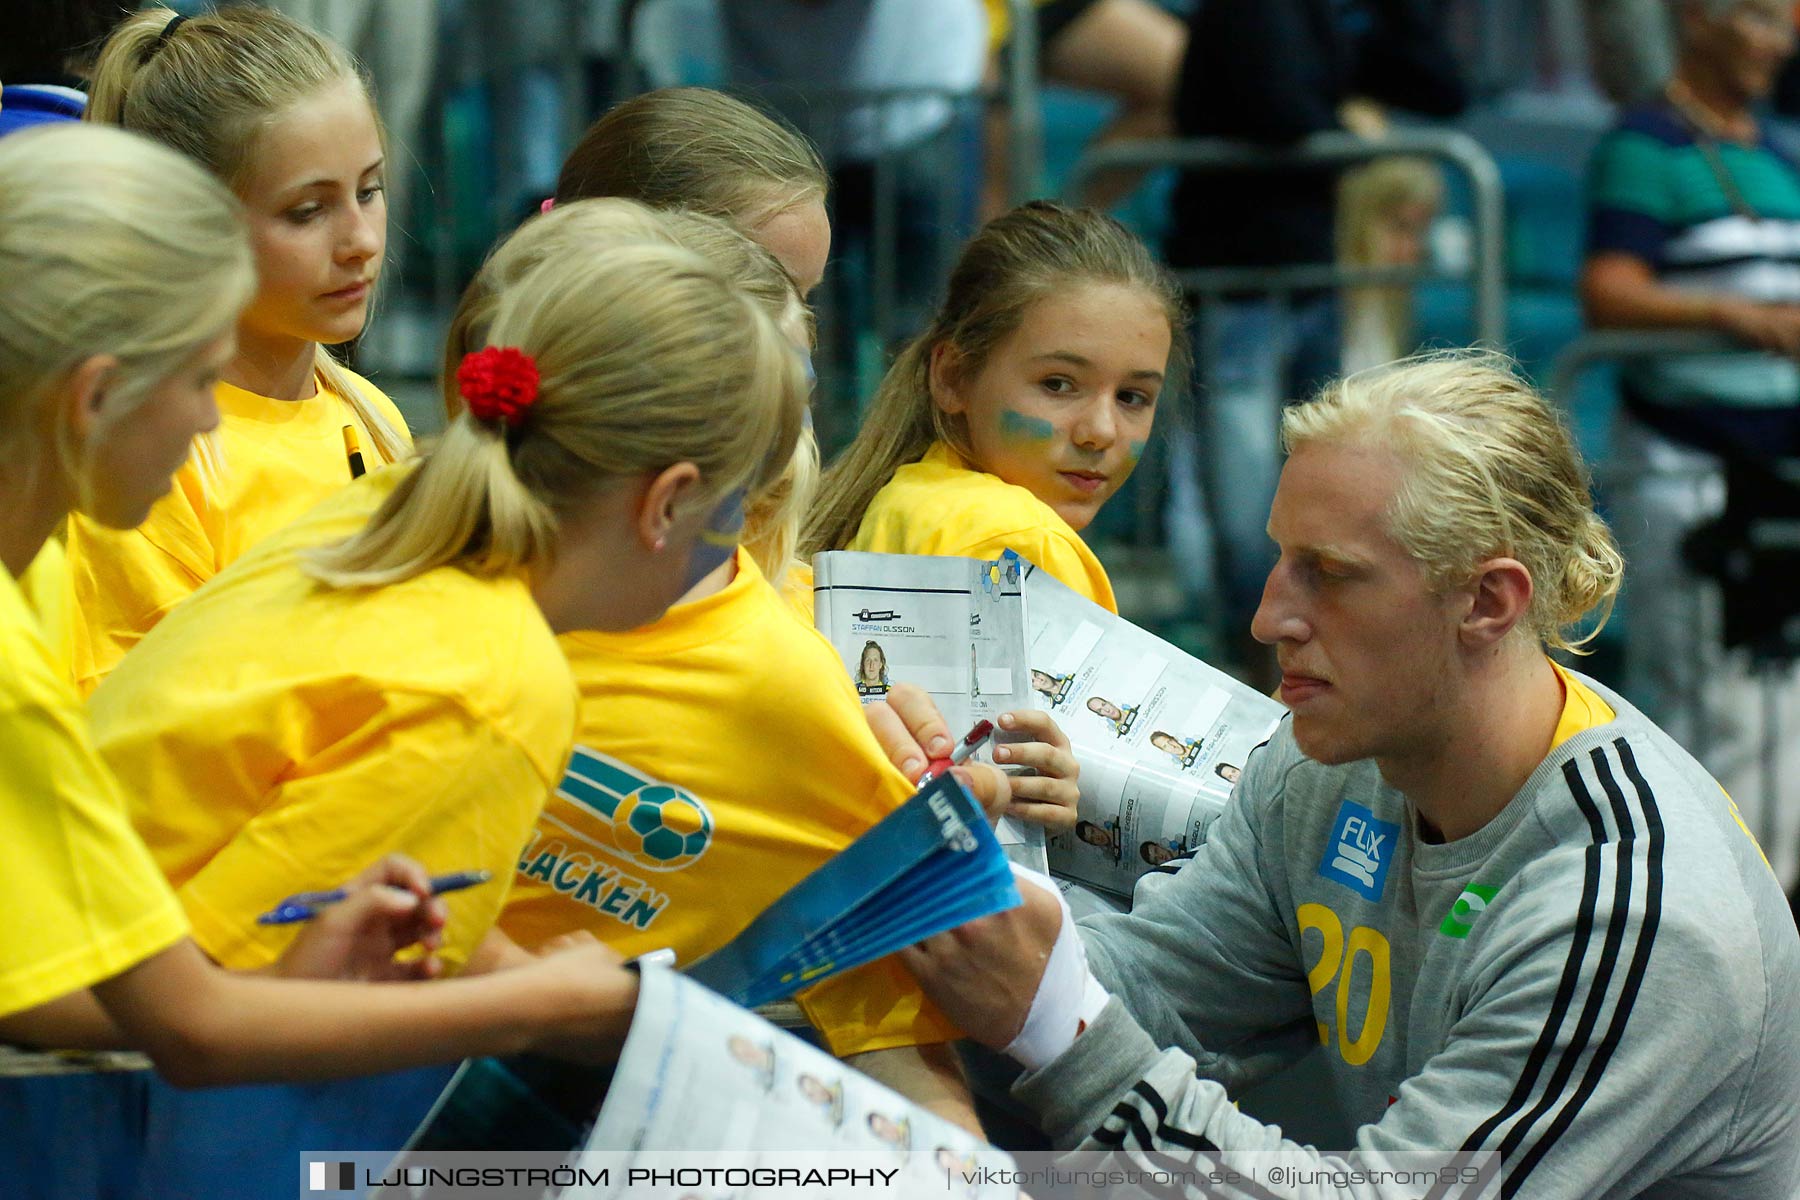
64;5;414;694
804;201;1186;614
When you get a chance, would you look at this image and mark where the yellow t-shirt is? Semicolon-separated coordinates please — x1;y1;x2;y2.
88;469;576;972
19;536;76;687
0;564;188;1020
1549;660;1616;748
500;549;957;1057
847;442;1118;612
64;369;412;696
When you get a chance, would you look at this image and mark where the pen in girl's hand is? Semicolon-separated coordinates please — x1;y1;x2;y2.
256;869;493;925
915;719;995;787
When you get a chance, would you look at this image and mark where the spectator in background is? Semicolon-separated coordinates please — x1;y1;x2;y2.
980;0;1187;214
0;0;118;136
1336;154;1444;374
720;0;987;371
1581;0;1800;892
1162;0;1466;682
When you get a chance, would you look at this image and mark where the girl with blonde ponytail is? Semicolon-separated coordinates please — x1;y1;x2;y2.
437;205;1032;1123
549;86;835;607
803;201;1186;616
63;4;415;695
0;121;647;1093
86;234;804;988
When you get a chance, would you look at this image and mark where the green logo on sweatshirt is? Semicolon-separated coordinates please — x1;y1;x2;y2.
1439;884;1499;939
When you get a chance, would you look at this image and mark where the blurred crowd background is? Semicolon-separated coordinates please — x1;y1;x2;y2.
10;0;1800;890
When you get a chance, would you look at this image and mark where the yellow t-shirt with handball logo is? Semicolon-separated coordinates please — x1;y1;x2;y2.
65;369;412;695
500;549;958;1056
87;468;576;973
847;442;1117;612
0;564;188;1019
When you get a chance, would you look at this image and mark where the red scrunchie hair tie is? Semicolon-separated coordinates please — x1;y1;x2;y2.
458;346;540;426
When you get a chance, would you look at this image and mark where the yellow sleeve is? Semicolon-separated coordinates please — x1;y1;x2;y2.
792;696;964;1057
778;560;816;623
797;955;962;1057
169;694;549;973
0;686;187;1019
65;480;215;697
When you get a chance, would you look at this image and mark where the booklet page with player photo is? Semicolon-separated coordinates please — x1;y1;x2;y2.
1015;554;1282;899
812;550;1046;869
811;548;1283;901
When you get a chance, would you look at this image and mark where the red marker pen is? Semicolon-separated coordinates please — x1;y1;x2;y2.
916;719;994;786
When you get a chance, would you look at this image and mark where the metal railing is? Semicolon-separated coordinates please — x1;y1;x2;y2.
1064;128;1508;346
1548;327;1740;405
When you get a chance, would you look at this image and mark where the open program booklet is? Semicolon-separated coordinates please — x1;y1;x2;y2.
380;965;1017;1199
812;551;1046;867
814;550;1284;900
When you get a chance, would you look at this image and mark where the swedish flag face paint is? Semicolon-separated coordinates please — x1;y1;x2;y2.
943;283;1171;534
802;351;816;432
683;487;746;591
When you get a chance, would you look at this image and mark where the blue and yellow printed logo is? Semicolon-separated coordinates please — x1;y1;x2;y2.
1316;801;1400;902
553;746;714;873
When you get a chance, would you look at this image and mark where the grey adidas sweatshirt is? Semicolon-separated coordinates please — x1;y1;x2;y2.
1015;674;1800;1198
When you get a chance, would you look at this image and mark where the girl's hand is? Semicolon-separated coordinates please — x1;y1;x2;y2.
273;854;448;982
864;683;1012;822
524;931;638;1063
994;709;1079;831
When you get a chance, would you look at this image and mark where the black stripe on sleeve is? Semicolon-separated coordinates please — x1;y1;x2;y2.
1118;1083;1289;1200
1129;1080;1223;1152
1493;747;1640;1195
1505;741;1665;1193
1458;759;1608;1155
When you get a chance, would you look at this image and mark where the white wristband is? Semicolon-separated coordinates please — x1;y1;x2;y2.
1003;866;1111;1072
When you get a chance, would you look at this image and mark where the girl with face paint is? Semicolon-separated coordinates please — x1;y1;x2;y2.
87;236;806;982
804;202;1186;616
0;124;697;1089
468;205;1008;1131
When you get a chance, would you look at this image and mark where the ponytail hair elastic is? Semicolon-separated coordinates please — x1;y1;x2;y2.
458;346;540;426
141;13;189;63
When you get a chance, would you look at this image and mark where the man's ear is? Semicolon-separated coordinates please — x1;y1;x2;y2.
635;461;702;550
927;342;967;416
1459;557;1534;649
62;354;120;448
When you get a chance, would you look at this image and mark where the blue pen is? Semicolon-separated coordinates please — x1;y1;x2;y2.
256;869;494;925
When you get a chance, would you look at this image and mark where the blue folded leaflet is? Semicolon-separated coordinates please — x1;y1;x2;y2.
685;772;1020;1008
380;773;1022;1161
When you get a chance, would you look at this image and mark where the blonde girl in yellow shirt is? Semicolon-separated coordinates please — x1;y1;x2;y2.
62;6;414;694
553;87;832;301
0;123;646;1081
90;220;805;981
446;203;1076;1129
549;85;833;610
804;201;1187;615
